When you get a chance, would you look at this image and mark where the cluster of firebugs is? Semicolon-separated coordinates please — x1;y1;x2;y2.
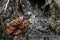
5;16;28;35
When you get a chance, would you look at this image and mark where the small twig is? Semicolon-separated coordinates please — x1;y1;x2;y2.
4;0;9;10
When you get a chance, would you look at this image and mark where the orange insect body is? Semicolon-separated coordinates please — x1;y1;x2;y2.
5;26;16;35
21;22;28;29
13;30;22;35
5;18;28;35
11;18;21;26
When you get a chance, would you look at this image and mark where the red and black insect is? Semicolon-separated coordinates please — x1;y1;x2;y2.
5;18;28;35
